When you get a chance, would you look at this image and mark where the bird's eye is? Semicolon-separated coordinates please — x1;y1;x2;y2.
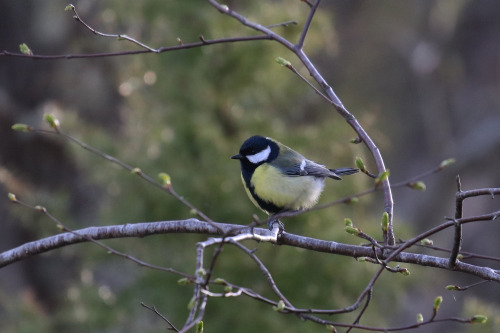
244;149;256;155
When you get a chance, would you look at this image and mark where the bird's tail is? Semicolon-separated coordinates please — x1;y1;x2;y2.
329;167;359;179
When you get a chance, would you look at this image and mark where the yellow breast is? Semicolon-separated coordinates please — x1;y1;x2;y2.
249;163;325;212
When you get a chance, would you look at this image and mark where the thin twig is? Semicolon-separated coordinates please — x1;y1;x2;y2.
0;35;272;59
141;302;179;331
296;0;321;49
446;280;491;291
68;4;159;52
346;290;372;333
28;127;220;231
450;175;463;268
265;20;298;29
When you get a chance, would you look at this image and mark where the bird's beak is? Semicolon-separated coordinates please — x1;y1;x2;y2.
231;153;243;160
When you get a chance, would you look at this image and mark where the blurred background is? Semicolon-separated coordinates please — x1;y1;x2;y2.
0;0;499;332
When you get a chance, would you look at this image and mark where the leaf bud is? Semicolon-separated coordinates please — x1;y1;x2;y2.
8;193;17;202
195;321;204;333
420;238;433;246
275;57;291;67
177;278;192;286
44;114;60;130
381;212;389;232
409;181;426;191
11;123;32;132
375;170;390;186
273;300;285;312
355;157;366;172
19;43;33;56
439;158;455;169
471;315;487;324
344;226;360;235
433;296;443;310
158;172;171;188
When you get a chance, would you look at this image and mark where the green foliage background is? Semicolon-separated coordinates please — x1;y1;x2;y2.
1;1;499;332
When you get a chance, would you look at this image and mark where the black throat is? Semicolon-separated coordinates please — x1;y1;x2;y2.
238;139;282;214
239;139;279;188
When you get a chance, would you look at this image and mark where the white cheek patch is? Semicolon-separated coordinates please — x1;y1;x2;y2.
247;145;271;164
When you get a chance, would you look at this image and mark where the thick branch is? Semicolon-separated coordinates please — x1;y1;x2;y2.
1;219;498;281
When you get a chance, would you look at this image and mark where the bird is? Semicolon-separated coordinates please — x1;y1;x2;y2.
231;135;358;229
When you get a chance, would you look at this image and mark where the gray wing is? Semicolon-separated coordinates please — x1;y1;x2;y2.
270;143;344;179
282;159;342;180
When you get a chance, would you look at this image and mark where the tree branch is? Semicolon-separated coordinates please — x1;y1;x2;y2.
2;219;499;281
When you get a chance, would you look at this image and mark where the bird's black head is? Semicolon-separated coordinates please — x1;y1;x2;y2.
231;135;279;166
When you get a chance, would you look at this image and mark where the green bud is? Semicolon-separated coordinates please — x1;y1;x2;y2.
325;325;336;332
399;268;410;276
11;123;32;132
44;114;60;130
350;137;362;144
356;257;369;262
375;170;390;186
381;212;389;232
416;313;424;323
439;158;456;169
195;321;204;333
457;254;464;260
420;238;433;246
409;181;426;191
355;157;366;172
196;268;206;277
224;286;232;293
157;172;171;187
7;193;17;202
187;296;196;310
35;205;47;213
445;285;458;291
214;278;226;284
64;4;75;11
177;278;192;286
347;197;359;204
344;218;353;227
220;4;229;12
272;300;285;312
19;43;33;56
131;167;142;175
433;296;443;310
344;226;360;235
471;315;487;324
275;57;291;67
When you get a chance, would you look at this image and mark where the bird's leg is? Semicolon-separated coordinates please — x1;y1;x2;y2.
268;217;285;238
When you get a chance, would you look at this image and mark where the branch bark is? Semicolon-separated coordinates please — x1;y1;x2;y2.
1;219;498;281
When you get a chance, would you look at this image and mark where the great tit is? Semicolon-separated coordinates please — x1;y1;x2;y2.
231;135;358;225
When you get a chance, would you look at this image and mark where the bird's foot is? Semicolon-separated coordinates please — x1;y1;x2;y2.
268;218;285;239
